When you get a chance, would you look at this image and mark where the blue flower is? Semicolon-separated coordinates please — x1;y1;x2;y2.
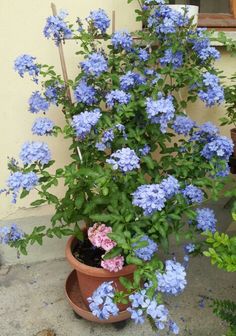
87;9;110;34
198;72;224;107
172;116;196;136
120;71;146;91
43;10;72;45
127;308;145;324
14;54;39;82
80;53;108;77
111;31;133;51
71;109;101;138
184;243;196;254
132;184;166;216
44;84;62;104
190;121;219;142
157;260;187;295
160;49;183;69
133;235;158;261
201;136;233;161
169;320;180;335
106;147;140;172
146;93;175;133
191;32;220;62
87;281;119;320
74;79;97;105
160;175;180;199
182;185;204;204
139;145;151;156
106;90;131;108
137;48;149;61
29;91;50;114
195;208;216;232
20;141;51;165
148;5;188;36
32;117;54;136
0;224;24;245
7;171;38;203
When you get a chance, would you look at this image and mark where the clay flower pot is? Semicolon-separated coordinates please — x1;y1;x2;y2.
230;128;236;157
65;236;136;311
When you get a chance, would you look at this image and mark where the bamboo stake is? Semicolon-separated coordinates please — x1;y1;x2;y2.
51;3;83;163
51;3;72;102
112;10;116;34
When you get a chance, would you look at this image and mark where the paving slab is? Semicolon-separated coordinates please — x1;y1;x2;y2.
0;254;235;336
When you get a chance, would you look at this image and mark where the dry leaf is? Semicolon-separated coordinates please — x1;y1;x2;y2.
35;329;56;336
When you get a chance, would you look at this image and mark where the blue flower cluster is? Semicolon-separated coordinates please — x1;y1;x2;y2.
138;48;149;62
14;54;39;82
201;136;233;161
190;121;219;143
106;147;140;172
32;117;54;136
87;9;110;34
74;80;97;105
133;235;158;261
96;124;126;151
182;185;204;204
111;31;133;51
44;84;63;104
139;144;150;156
146;93;175;133
80;53;108;77
87;281;119;319
0;224;24;245
160;49;183;69
106;90;131;108
198;72;224;107
160;175;180;199
191;29;220;62
157;260;187;295
195;208;216;232
29;91;50;114
43;10;72;45
132;184;166;216
120;71;146;91
71;109;101;139
127;286;180;334
148;5;188;36
172;116;196;136
132;175;180;216
20;141;51;165
7;171;39;203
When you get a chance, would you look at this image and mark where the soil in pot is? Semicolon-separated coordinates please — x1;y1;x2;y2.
72;237;104;268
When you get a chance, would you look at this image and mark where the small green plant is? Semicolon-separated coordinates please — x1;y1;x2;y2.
203;231;236;272
211;299;236;336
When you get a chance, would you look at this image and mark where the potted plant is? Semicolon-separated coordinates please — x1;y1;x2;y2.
0;0;233;333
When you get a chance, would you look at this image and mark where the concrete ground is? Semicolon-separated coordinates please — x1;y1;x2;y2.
0;197;235;336
0;252;235;336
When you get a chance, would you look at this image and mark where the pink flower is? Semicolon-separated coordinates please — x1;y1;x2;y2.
88;223;116;251
101;256;124;272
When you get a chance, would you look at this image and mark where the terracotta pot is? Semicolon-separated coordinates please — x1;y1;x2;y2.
65;236;136;311
231;128;236;157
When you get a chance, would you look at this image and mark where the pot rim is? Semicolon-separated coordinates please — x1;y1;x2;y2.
65;236;136;277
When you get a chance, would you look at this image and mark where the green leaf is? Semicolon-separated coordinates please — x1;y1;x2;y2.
20;189;30;199
103;247;123;260
119;276;132;290
75;194;85;209
30;199;47;206
126;255;143;266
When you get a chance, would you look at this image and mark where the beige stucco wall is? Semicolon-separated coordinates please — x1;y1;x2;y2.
0;1;236;263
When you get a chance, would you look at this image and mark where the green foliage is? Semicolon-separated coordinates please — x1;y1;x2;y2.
211;299;236;335
203;231;236;272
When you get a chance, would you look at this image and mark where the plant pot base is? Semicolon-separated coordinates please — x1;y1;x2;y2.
65;270;130;324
